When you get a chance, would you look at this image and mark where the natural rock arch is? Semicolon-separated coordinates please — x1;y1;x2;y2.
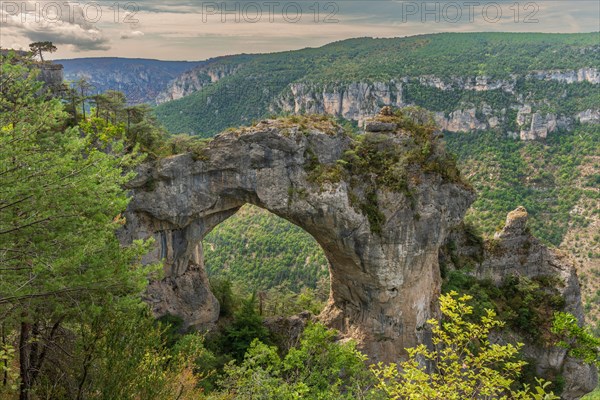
122;115;474;362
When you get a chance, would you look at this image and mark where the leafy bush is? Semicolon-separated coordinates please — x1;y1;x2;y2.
217;323;377;399
371;292;559;400
552;312;600;366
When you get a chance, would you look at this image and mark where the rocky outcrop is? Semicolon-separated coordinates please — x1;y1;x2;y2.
264;311;313;353
38;63;64;88
441;207;597;399
530;68;600;84
577;109;600;124
479;207;583;316
273;81;404;127
420;74;517;93
514;104;572;141
123;114;474;362
118;209;220;328
434;108;487;132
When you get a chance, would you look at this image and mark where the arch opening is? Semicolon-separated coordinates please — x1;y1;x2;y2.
202;204;331;317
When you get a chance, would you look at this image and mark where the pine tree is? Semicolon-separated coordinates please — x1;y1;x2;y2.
0;52;154;399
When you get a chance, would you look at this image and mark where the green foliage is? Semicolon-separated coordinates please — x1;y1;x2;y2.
73;88;169;157
221;295;271;361
582;385;600;400
210;276;237;318
217;323;377;399
171;333;220;392
357;189;386;235
0;56;154;303
343;107;463;190
163;134;211;160
0;343;19;395
29;41;56;62
443;271;566;342
446;126;600;245
552;312;600;366
260;282;329;318
204;205;329;293
0;49;189;400
442;271;498;319
371;292;559;400
157;313;186;347
66;304;206;400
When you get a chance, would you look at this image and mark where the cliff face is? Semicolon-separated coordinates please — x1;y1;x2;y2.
272;81;404;127
530;68;600;84
440;207;597;399
38;63;64;88
123;113;474;362
270;69;599;140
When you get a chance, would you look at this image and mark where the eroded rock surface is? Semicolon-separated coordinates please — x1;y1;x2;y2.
123;114;474;362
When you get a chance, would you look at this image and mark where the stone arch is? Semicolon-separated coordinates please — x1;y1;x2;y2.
123;117;474;362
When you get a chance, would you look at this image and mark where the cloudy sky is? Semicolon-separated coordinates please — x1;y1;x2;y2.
1;1;598;60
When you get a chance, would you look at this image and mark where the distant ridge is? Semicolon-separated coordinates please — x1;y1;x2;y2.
56;57;203;104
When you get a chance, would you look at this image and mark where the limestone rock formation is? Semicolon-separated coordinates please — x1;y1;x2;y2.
264;311;313;353
577;109;600;124
440;207;597;399
270;74;598;139
434;108;487;132
272;81;404;127
515;105;571;141
123;113;474;362
38;63;64;88
530;68;600;84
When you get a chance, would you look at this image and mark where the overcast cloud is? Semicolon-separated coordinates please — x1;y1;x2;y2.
0;1;110;51
0;0;598;60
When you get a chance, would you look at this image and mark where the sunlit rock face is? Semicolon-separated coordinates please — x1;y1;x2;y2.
267;68;599;139
122;115;474;363
274;81;404;128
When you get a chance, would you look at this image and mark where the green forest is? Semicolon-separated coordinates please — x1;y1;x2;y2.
154;32;600;136
446;126;600;245
2;32;600;399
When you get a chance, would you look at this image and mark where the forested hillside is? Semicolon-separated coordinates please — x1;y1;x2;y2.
446;125;599;245
154;32;599;137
